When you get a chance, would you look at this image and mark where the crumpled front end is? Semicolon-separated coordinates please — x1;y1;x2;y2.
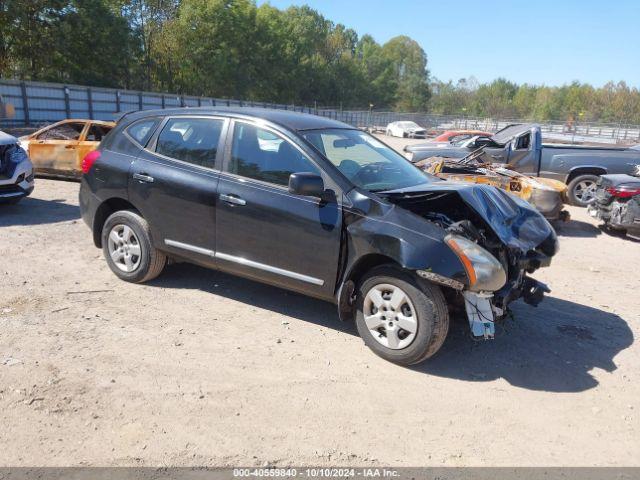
589;175;640;234
0;140;34;202
381;183;558;339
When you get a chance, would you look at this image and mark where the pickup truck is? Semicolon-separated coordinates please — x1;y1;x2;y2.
404;124;640;206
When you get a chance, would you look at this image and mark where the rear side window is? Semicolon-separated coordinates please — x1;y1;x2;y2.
126;118;159;147
155;118;224;168
86;124;112;142
229;122;320;186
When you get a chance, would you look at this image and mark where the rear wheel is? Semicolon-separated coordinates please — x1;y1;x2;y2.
101;210;166;283
355;266;449;366
567;174;599;206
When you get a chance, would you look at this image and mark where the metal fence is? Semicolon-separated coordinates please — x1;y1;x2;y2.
1;78;639;145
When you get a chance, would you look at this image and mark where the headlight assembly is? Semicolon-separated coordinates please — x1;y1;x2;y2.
445;235;507;292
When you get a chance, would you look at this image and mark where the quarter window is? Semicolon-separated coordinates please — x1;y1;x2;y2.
155;117;224;168
86;124;112;142
229;123;320;186
126;118;159;146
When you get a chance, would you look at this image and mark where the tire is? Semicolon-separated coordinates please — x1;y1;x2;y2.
567;174;600;207
355;265;449;366
101;210;166;283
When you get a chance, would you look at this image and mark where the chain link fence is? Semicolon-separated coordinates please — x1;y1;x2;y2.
1;78;639;145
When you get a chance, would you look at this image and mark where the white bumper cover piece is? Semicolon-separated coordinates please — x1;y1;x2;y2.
463;291;496;339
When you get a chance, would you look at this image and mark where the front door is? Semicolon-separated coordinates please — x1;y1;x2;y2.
128;116;228;266
28;121;86;176
215;121;342;299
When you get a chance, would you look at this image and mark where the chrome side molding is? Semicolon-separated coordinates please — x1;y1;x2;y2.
164;239;325;286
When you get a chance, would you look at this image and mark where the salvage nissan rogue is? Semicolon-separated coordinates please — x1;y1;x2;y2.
79;108;558;365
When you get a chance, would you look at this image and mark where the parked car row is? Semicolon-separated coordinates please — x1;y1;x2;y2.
401;123;640;207
3;110;638;367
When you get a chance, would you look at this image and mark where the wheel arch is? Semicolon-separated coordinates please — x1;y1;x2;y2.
566;166;607;184
92;197;140;248
336;253;402;322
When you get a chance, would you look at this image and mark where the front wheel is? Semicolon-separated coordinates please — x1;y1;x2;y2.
355;266;449;366
101;210;166;283
567;174;599;206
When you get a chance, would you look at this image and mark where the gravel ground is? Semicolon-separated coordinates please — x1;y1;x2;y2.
0;140;639;466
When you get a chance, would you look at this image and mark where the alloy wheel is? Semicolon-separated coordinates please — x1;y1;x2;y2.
107;224;142;273
575;180;597;204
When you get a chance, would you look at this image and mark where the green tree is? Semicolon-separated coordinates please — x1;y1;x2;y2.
381;35;430;111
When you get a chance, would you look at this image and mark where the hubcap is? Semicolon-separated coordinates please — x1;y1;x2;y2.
107;224;142;273
575;180;596;204
363;283;417;350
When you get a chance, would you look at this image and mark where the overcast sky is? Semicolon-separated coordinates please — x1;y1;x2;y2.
257;0;640;87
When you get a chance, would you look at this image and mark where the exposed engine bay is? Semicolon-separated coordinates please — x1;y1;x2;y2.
380;185;556;338
416;155;569;222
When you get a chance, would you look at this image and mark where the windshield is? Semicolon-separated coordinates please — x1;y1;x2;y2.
303;129;435;191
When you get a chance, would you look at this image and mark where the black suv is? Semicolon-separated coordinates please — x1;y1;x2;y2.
80;108;558;365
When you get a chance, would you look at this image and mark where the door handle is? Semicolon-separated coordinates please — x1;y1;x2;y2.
133;173;154;183
220;193;246;206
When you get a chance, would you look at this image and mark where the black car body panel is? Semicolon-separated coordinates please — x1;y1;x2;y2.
80;107;556;316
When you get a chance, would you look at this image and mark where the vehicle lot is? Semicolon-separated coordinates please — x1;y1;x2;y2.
1;146;639;466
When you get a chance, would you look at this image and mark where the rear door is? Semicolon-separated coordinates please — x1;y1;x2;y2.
215;120;342;299
128;116;228;265
28;121;86;177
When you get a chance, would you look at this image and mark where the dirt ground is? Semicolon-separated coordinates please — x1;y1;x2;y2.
1;138;639;466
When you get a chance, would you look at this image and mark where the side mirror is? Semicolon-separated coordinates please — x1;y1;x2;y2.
288;172;325;198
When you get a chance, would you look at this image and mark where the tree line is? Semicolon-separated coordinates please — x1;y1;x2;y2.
1;0;638;124
430;78;640;125
0;0;429;110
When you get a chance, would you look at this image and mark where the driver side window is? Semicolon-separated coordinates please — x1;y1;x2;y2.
228;122;321;186
515;133;531;150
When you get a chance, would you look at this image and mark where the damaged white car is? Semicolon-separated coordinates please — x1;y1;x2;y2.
0;130;34;204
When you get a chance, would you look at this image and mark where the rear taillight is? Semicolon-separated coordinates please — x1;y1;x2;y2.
606;186;640;198
81;150;101;174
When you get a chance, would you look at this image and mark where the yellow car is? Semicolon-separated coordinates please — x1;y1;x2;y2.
417;156;570;222
19;119;115;179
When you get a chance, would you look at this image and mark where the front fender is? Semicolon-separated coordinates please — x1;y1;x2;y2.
342;201;468;287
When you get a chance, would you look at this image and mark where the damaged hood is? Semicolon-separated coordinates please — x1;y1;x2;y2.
380;182;556;254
